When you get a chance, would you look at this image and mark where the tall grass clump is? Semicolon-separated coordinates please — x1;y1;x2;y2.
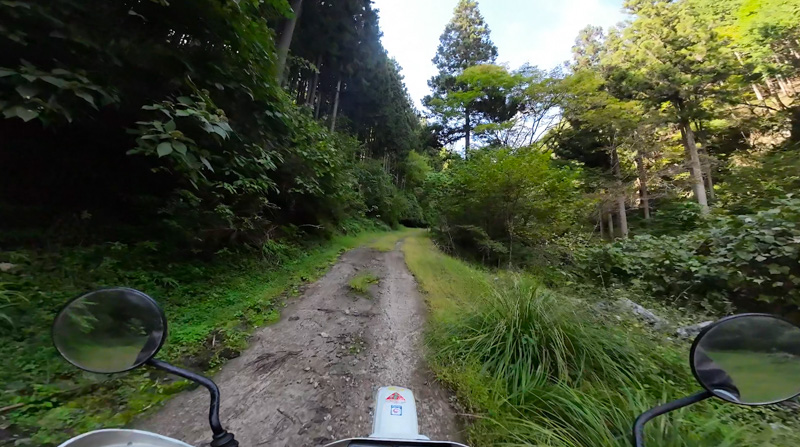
431;279;687;402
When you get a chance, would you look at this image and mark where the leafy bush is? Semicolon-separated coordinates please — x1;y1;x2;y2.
718;149;800;215
576;197;800;312
428;146;590;265
0;0;410;250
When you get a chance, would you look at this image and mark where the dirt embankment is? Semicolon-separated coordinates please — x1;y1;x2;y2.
138;241;463;446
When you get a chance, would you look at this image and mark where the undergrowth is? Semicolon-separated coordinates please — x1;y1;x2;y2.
402;233;800;447
0;221;402;446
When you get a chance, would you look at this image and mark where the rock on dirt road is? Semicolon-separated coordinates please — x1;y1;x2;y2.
138;241;463;446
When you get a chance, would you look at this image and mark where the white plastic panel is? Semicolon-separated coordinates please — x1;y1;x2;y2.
57;429;193;447
370;386;429;440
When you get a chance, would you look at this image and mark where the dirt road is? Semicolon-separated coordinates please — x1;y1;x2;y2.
138;241;463;446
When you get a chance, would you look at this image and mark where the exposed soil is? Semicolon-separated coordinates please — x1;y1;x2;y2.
138;241;463;446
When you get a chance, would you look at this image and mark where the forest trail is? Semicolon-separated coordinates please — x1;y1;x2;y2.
138;241;463;446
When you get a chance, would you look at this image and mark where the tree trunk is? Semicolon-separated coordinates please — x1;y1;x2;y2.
766;77;777;96
276;0;303;83
777;76;790;97
611;146;629;238
753;84;765;102
616;195;628;238
679;119;710;214
705;163;716;200
329;77;341;132
636;151;650;220
314;88;323;119
307;56;321;107
791;108;800;145
607;211;615;240
464;109;471;157
599;207;606;239
700;147;716;200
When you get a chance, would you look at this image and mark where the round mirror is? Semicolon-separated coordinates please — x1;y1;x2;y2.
691;314;800;405
53;288;167;373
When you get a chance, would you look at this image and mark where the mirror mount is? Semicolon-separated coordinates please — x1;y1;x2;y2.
632;390;712;447
147;358;239;447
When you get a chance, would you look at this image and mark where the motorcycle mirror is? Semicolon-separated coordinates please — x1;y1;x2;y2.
53;288;167;374
691;313;800;405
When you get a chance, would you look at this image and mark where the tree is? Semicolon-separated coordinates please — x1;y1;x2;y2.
572;25;606;71
556;69;647;238
276;0;303;82
425;0;497;155
432;146;587;265
426;64;521;152
604;0;740;214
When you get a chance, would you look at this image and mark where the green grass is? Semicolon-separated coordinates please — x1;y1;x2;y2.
402;233;800;447
706;351;800;404
367;226;423;251
348;271;379;295
0;224;405;445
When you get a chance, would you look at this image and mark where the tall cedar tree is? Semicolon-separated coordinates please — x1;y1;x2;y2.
424;0;497;155
604;0;739;214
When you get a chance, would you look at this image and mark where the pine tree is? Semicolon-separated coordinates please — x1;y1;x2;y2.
571;25;605;70
425;0;497;155
432;0;497;76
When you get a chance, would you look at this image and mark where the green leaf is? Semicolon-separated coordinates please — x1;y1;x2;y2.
128;9;146;20
41;76;68;88
156;142;173;157
51;68;71;76
3;106;39;122
0;68;16;77
164;120;176;132
211;126;227;139
15;83;38;99
172;141;187;155
177;96;195;106
200;156;214;172
74;90;97;109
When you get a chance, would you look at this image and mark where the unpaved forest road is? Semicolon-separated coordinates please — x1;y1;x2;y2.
139;241;463;446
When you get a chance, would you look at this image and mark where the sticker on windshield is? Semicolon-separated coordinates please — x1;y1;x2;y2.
390;405;402;416
386;392;406;403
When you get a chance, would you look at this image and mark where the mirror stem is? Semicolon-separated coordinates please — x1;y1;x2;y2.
148;359;238;447
633;390;712;447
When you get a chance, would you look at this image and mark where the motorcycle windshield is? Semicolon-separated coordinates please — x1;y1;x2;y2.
57;429;193;447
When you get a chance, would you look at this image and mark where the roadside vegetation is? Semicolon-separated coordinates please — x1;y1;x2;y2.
348;271;380;296
1;0;430;444
0;224;412;444
407;1;800;445
403;233;800;446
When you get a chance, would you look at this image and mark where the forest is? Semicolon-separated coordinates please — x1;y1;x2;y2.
1;0;799;445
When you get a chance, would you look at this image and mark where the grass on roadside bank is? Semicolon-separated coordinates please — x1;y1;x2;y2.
0;222;412;446
401;234;800;447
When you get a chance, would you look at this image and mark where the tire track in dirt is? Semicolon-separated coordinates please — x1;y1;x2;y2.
138;241;463;446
